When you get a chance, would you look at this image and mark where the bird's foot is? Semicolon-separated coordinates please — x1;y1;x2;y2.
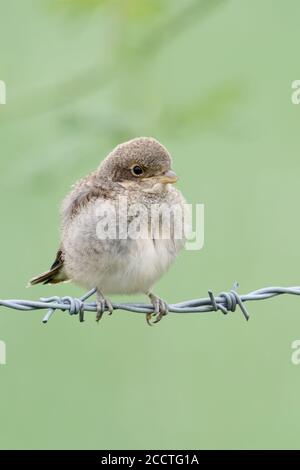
96;290;113;322
147;293;169;326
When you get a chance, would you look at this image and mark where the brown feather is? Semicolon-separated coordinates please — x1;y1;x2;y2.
29;250;68;286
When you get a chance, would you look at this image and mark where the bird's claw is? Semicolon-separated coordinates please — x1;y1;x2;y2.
147;294;169;325
146;312;153;326
96;292;113;322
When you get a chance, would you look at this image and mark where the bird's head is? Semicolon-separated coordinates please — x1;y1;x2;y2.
98;137;178;190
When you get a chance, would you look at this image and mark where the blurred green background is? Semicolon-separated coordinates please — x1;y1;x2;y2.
1;0;300;450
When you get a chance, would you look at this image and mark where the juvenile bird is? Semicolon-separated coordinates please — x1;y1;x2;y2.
29;137;186;324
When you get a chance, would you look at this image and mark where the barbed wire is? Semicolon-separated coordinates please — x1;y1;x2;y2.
0;283;299;324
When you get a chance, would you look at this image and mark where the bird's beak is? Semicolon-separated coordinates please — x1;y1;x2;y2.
158;170;178;184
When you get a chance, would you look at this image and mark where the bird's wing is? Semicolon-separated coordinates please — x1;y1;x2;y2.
29;249;68;286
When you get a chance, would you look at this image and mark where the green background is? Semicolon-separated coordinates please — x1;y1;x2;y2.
0;0;300;450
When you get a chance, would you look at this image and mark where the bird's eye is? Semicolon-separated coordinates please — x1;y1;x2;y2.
131;165;144;177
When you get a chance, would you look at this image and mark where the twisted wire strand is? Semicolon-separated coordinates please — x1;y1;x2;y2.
0;284;300;324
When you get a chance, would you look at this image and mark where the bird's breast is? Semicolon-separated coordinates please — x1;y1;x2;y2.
62;190;186;294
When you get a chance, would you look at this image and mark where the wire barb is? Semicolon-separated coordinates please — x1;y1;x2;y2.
208;283;249;321
0;284;300;324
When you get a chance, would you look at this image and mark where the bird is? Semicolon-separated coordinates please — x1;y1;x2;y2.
29;137;187;324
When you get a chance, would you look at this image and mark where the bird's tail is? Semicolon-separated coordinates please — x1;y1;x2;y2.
28;250;68;286
29;265;67;286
